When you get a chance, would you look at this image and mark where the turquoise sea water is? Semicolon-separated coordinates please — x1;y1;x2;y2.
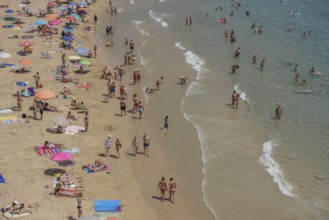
103;0;329;218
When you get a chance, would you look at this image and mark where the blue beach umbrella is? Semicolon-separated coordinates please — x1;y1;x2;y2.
63;35;74;41
63;27;74;32
71;13;80;20
35;20;47;25
5;9;14;13
74;47;89;54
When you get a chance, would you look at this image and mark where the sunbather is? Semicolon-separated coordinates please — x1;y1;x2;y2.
15;68;29;73
67;111;77;120
2;201;39;214
43;102;58;112
82;160;109;172
56;125;64;133
54;185;83;197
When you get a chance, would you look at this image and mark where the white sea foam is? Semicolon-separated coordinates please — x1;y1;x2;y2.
184;50;208;80
259;141;297;197
233;84;250;103
175;42;186;50
131;20;153;37
129;0;135;4
142;86;149;105
148;10;169;27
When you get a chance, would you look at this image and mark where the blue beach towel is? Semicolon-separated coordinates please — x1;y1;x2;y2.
94;200;121;212
0;174;5;183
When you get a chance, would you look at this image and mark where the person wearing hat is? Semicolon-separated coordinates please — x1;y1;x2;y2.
105;134;111;157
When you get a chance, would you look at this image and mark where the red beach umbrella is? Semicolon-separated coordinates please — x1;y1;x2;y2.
19;58;33;65
19;40;34;47
34;88;56;100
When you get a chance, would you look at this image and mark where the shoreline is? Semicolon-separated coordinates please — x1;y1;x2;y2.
0;0;213;219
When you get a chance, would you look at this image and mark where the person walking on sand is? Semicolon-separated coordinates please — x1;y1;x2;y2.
33;72;40;88
84;112;89;132
138;101;144;119
94;45;97;58
161;116;169;130
158;177;167;202
16;92;23;111
169;177;177;203
131;136;138;156
77;196;84;218
143;133;150;157
120;100;126;116
94;14;98;24
105;134;111;157
115;138;122;159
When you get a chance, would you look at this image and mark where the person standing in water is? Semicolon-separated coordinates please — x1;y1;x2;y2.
260;59;265;69
275;105;283;120
161;116;169;130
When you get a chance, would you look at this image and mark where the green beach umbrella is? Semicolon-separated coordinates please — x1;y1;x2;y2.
79;59;91;66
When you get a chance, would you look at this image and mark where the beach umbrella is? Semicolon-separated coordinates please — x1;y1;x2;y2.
4;16;16;21
19;40;34;47
5;10;14;13
63;35;74;41
68;55;81;60
68;3;77;8
46;14;58;20
16;81;28;87
35;20;47;25
66;16;76;21
50;152;73;162
79;59;91;66
0;53;11;58
48;19;61;26
35;88;56;100
71;13;80;20
52;115;70;127
19;58;33;65
44;168;66;176
63;27;74;32
74;47;89;54
47;2;58;7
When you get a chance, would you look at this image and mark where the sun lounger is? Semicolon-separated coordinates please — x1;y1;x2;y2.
35;146;62;155
41;51;52;59
94;200;121;212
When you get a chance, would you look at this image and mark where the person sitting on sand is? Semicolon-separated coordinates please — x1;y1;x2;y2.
67;111;77;120
15;68;29;73
43;102;58;112
56;125;64;134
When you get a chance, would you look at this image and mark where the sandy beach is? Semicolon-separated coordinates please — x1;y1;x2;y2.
0;0;212;219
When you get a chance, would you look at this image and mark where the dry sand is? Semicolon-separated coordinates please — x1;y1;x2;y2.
0;0;213;220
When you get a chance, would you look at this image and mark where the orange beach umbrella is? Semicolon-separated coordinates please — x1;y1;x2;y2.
35;88;56;100
19;58;33;65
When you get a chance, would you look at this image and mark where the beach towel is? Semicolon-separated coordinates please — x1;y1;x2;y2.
27;87;35;96
79;216;100;220
95;212;120;218
94;200;121;212
76;84;92;89
35;146;62;155
0;116;17;122
3;211;30;218
0;174;5;183
0;109;13;114
16;81;28;87
65;125;85;135
83;163;111;174
63;148;80;154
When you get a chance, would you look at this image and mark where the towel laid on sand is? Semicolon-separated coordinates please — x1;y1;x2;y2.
65;125;85;135
83;163;111;174
94;200;121;212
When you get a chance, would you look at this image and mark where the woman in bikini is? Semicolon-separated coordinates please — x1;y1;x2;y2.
115;138;122;159
158;177;167;202
169;178;177;203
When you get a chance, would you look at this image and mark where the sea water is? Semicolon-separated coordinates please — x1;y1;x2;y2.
102;0;329;218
